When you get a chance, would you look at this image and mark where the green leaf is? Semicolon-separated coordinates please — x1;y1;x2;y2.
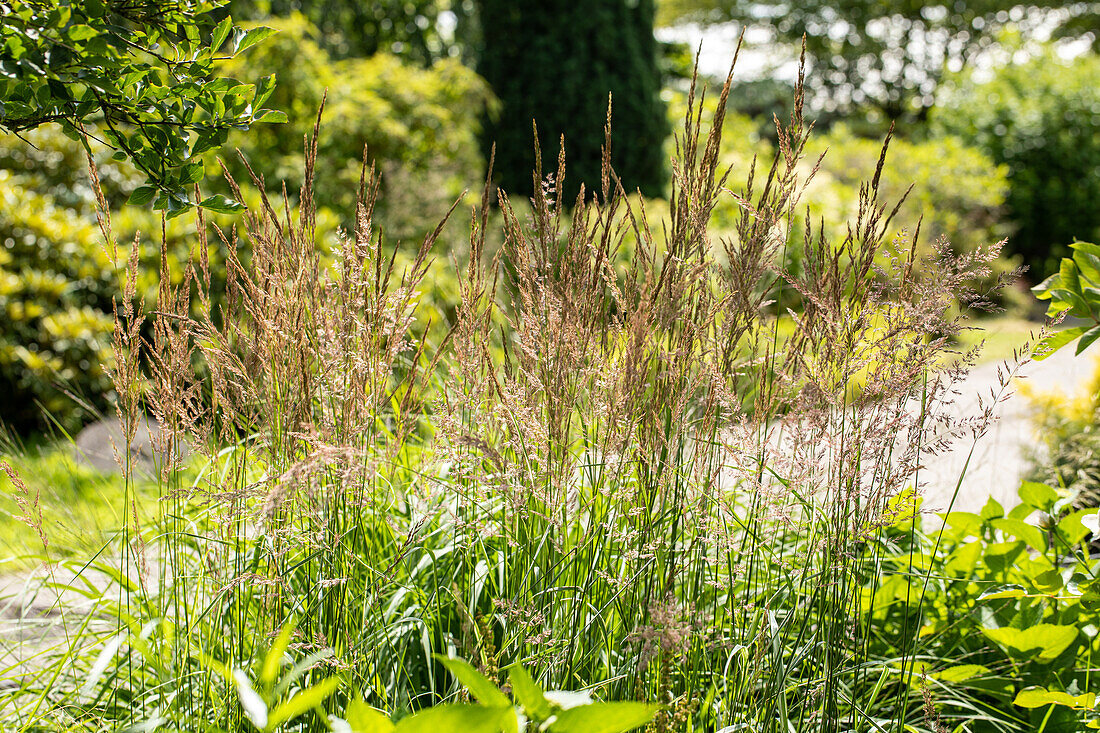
253;73;278;109
1034;327;1089;360
267;676;341;729
434;656;510;708
344;699;395;733
261;624;295;688
236;26;278;55
1058;510;1092;546
66;24;98;42
180;160;205;185
1077;324;1100;355
1014;686;1095;710
199;194;244;214
507;665;550;720
978;585;1026;601
982;624;1078;663
394;705;511;733
931;664;990;682
548;702;660;733
990;518;1045;551
1014;686;1077;709
127;185;158;206
255;108;288;123
1032;272;1061;299
210;15;234;52
980;496;1004;521
1018;481;1057;511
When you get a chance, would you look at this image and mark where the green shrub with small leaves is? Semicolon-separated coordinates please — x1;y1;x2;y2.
0;0;283;211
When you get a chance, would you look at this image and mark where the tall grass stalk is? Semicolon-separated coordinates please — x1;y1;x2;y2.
3;60;1014;732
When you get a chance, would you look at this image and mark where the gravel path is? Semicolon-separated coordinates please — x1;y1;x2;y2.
919;345;1099;514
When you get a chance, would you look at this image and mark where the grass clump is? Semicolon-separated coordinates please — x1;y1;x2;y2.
2;62;1015;732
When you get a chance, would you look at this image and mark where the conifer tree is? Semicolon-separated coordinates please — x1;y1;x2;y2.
476;0;668;201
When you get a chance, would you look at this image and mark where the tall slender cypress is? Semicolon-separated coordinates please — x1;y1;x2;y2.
476;0;668;202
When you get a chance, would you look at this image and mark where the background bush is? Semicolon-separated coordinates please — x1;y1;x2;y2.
935;50;1100;279
218;14;493;242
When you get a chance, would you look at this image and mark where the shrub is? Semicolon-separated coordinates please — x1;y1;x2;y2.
217;14;494;243
0;163;117;433
476;0;669;200
934;50;1100;279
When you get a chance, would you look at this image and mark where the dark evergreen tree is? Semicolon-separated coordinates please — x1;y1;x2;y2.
476;0;668;201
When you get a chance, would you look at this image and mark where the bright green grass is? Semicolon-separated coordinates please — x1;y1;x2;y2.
0;445;152;568
955;315;1044;365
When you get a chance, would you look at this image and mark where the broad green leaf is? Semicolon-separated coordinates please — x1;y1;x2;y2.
1014;686;1095;710
982;624;1078;662
978;585;1026;601
66;24;98;42
1014;686;1076;709
1072;241;1100;255
944;542;981;576
980;496;1004;521
1034;327;1089;360
1033;568;1064;593
1032;273;1060;299
236;26;279;55
548;702;660;733
943;511;982;538
344;699;395;733
211;15;234;52
932;664;990;682
394;705;511;733
434;656;510;708
507;665;550;720
199;194;245;214
1018;481;1057;511
127;185;158;206
267;676;342;729
1059;510;1092;545
180;161;205;185
1077;324;1100;355
991;518;1045;551
255;108;289;123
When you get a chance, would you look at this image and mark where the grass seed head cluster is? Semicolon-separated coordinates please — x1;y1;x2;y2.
7;61;1013;733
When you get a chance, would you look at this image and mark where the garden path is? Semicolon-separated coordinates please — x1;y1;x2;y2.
920;344;1099;514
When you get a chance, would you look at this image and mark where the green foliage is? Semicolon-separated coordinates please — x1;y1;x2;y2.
218;14;493;240
476;0;669;201
0;160;116;432
227;0;476;64
1031;242;1100;358
804;125;1011;258
935;51;1100;278
0;0;283;210
220;647;659;733
873;481;1100;731
660;0;1099;123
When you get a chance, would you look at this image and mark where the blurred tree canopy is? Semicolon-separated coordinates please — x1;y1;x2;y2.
0;0;284;212
935;49;1100;278
226;0;478;64
216;14;493;239
659;1;1099;123
476;0;669;201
